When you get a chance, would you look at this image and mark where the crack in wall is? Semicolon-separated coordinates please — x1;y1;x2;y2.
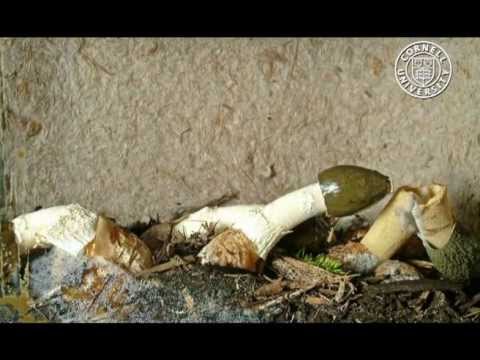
0;40;14;225
0;41;6;224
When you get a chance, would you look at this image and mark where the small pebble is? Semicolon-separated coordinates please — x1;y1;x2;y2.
374;260;422;282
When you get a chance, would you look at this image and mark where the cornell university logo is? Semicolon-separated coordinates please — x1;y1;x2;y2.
395;41;452;99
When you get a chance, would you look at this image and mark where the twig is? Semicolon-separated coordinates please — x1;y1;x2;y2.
137;255;195;277
86;275;113;313
367;279;464;295
255;282;319;311
223;273;252;278
334;280;346;303
460;293;480;312
406;259;435;269
28;305;50;322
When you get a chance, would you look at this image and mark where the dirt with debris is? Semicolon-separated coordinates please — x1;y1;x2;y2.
1;215;480;323
0;248;479;323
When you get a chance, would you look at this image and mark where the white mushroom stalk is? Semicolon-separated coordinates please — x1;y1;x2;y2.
12;204;97;256
360;187;419;261
175;184;327;261
173;204;264;240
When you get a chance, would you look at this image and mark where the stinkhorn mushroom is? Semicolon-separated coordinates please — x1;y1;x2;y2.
346;183;480;282
331;184;454;274
11;204;153;275
174;165;391;272
412;185;480;282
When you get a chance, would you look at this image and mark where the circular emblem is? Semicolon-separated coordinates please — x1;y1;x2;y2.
395;41;452;99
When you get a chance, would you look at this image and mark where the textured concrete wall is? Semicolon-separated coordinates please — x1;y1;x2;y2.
1;38;479;231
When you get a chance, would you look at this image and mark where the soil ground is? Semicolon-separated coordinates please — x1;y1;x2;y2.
1;216;480;323
1;251;479;323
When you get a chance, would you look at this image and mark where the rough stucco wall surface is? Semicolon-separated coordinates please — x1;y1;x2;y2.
1;38;479;231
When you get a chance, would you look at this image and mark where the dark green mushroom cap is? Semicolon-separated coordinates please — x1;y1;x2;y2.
318;165;392;217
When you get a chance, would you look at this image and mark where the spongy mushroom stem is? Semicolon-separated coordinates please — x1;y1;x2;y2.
360;187;419;261
172;205;264;239
197;183;328;271
233;183;328;259
173;184;328;259
11;204;97;256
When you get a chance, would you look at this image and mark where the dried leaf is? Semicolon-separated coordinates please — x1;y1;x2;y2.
198;229;261;272
85;216;154;275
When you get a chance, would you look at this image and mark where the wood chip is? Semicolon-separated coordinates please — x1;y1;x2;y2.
334;280;346;303
270;255;350;286
414;290;431;312
305;295;330;306
418;290;431;303
254;278;285;298
182;288;195;311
